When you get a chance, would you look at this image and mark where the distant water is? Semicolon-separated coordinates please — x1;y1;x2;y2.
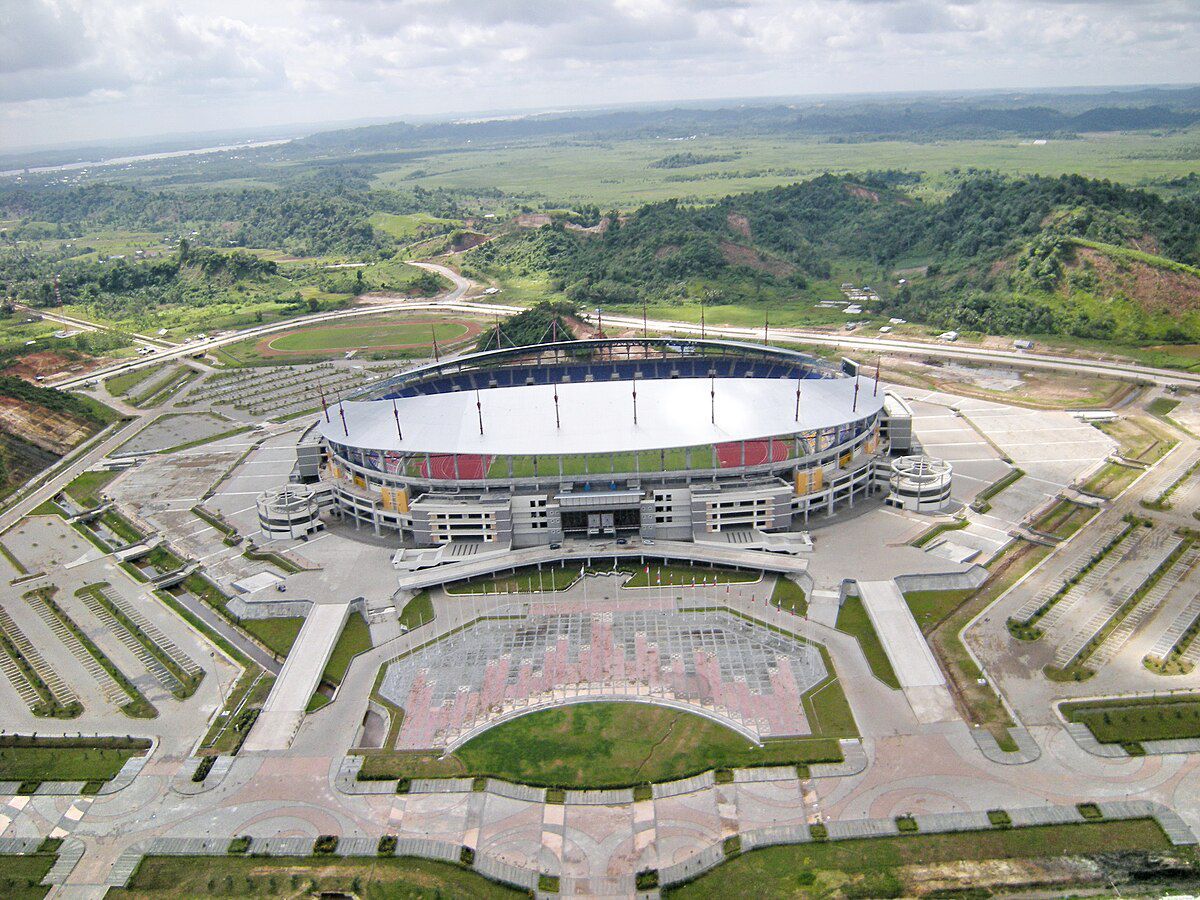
0;138;291;179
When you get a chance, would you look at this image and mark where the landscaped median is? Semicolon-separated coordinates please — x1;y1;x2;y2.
1061;693;1200;755
0;734;151;794
355;701;850;788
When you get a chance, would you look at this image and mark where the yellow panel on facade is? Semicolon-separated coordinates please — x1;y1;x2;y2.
812;467;824;490
393;485;410;513
839;452;852;468
353;474;366;489
794;470;810;495
865;436;877;454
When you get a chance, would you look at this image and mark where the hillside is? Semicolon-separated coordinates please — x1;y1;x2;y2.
465;172;1200;347
0;376;118;498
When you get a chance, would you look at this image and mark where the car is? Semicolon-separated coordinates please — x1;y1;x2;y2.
549;542;562;550
616;538;628;546
642;538;655;545
275;583;287;592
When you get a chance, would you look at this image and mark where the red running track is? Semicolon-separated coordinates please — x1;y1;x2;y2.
715;439;791;468
419;454;492;479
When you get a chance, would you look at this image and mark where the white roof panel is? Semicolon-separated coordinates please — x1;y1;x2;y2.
320;376;882;456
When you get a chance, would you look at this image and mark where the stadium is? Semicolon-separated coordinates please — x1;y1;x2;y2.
314;337;912;547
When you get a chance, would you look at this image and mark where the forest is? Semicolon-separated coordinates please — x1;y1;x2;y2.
467;171;1200;345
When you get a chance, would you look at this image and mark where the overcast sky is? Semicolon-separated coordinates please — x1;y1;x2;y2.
1;0;1197;151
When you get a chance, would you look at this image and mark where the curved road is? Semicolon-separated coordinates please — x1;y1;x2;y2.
48;261;1199;394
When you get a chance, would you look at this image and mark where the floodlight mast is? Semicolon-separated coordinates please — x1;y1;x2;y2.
476;390;484;435
392;398;402;439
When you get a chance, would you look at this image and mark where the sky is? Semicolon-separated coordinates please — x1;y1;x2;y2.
1;0;1198;151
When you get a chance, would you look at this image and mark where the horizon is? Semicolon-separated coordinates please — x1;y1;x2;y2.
3;0;1198;152
2;79;1197;160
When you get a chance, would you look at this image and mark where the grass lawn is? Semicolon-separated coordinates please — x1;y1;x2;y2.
359;702;843;786
0;852;57;899
1081;460;1142;498
108;854;522;899
1062;695;1200;748
0;736;149;783
61;469;119;507
666;819;1174;898
904;589;974;636
925;539;1052;748
1149;397;1181;418
320;611;373;686
398;591;434;630
622;564;758;588
265;320;469;354
446;564;581;595
801;644;858;738
770;577;807;616
1098;415;1177;464
243;617;304;659
104;365;162;397
496;446;699;478
836;597;901;690
1033;499;1099;538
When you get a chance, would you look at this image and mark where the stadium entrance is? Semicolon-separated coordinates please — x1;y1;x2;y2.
560;507;641;537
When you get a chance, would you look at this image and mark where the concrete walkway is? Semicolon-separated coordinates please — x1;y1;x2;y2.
857;580;958;724
242;601;352;752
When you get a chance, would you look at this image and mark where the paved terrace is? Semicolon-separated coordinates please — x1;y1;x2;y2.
379;599;826;750
395;537;808;593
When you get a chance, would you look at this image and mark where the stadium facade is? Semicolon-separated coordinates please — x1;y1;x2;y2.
313;338;914;547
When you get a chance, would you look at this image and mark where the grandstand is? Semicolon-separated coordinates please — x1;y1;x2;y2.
315;338;903;548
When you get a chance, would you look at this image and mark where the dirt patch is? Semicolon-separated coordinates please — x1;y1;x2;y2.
654;244;680;260
565;218;609;235
449;231;488;252
1071;246;1200;315
514;213;553;228
726;212;751;239
845;184;880;203
1;350;99;383
718;241;795;277
0;396;92;454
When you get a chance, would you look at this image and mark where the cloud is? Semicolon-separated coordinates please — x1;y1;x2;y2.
0;0;1196;148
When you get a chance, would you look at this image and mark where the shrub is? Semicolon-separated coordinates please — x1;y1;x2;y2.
636;869;659;890
313;834;338;855
809;823;828;841
459;846;475;866
1077;802;1104;820
227;836;251;855
377;835;397;856
896;815;919;833
987;809;1012;828
538;874;560;893
723;835;742;856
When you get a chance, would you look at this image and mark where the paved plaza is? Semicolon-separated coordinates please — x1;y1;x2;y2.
379;603;827;749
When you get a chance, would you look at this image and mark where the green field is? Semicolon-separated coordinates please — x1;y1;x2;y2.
109;854;522;899
492;446;704;479
265;320;470;354
320;611;373;686
0;736;149;785
770;577;807;616
358;700;846;785
371;128;1200;207
1033;499;1099;538
836;597;901;690
368;210;462;239
397;591;434;630
0;850;57;899
61;469;119;507
666;819;1176;898
1062;695;1200;749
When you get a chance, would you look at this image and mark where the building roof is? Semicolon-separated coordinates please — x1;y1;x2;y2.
321;375;883;456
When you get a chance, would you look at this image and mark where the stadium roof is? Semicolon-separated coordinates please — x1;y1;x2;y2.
321;376;882;456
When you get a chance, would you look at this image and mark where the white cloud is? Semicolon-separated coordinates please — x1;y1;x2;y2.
0;0;1196;149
